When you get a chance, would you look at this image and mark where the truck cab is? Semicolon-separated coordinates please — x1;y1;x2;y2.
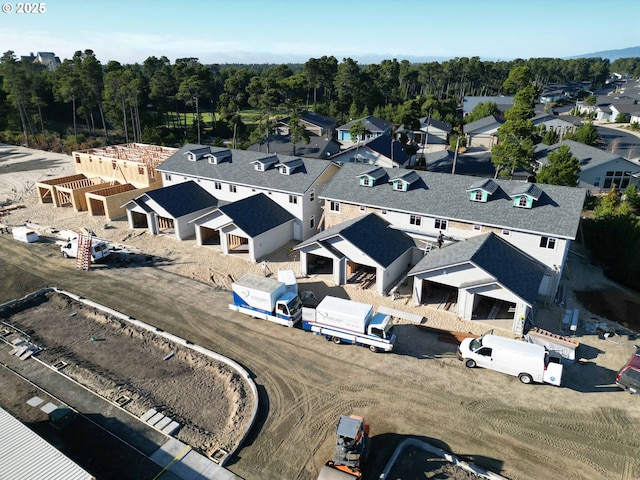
275;292;303;322
367;313;395;342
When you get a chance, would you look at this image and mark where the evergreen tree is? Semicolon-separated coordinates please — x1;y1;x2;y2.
535;144;580;186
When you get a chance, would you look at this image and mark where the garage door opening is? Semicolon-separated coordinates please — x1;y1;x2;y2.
200;227;221;247
157;216;174;234
227;234;248;253
419;281;458;311
131;211;148;229
472;295;516;321
307;253;332;275
89;197;106;216
347;263;376;290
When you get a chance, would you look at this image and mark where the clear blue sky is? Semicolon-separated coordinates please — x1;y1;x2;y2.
1;0;638;64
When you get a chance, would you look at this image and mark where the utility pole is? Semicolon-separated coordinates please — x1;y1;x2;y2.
452;136;460;175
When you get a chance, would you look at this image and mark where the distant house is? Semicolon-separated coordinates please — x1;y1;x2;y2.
329;135;411;168
532;113;581;139
337;115;393;143
275;111;337;137
462;96;514;117
396;117;451;146
534;139;640;193
21;51;61;71
608;103;640;122
463;115;504;149
247;133;342;159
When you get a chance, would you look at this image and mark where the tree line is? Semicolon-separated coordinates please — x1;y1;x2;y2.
0;49;629;153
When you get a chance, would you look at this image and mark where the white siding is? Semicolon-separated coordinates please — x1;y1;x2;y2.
252;222;295;261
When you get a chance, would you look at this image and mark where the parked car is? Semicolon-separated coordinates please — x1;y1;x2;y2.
615;346;640;395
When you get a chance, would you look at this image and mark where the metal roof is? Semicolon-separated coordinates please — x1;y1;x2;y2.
0;407;95;480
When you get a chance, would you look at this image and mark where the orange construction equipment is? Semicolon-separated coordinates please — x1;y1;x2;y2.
317;415;370;480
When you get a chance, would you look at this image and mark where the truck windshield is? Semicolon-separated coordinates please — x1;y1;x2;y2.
469;337;482;351
287;296;302;316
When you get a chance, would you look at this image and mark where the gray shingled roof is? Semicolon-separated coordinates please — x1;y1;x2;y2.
296;213;415;267
408;232;546;305
337;115;392;133
217;193;294;237
463;115;504;134
418;117;452;133
247;134;342;159
467;179;499;194
534;139;634;171
320;163;586;239
141;181;218;218
157;144;333;194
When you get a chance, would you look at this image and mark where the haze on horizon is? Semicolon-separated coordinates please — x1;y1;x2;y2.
1;0;637;64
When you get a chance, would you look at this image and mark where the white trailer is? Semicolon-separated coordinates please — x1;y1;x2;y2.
12;227;39;243
302;296;396;353
457;333;563;385
229;273;302;327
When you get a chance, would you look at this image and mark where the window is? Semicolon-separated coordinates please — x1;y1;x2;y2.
329;201;340;212
255;163;263;171
74;155;81;164
434;219;447;230
229;185;237;193
540;237;556;249
164;173;171;181
309;215;315;229
502;229;510;236
593;176;600;187
381;209;387;215
214;182;222;190
289;195;298;204
362;177;370;186
517;196;528;207
410;215;422;226
138;166;144;175
477;347;492;357
310;190;315;201
473;224;482;231
393;181;405;191
474;191;483;201
359;205;366;212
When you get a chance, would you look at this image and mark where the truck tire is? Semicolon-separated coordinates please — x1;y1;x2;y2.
519;373;533;384
465;359;476;368
369;345;379;353
62;251;69;258
332;336;341;345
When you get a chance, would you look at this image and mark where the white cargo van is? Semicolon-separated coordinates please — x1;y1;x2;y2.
61;237;110;262
457;333;563;386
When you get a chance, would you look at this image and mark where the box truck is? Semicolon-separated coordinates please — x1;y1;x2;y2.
229;273;302;327
302;296;396;353
61;236;111;262
12;227;39;243
457;333;563;385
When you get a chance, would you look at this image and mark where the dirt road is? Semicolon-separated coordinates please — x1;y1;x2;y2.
2;235;640;480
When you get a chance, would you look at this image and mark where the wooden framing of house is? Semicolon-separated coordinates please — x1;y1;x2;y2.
85;182;161;220
53;177;112;211
72;143;177;189
36;174;87;206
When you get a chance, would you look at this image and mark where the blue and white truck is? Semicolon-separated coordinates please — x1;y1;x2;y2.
302;296;396;353
229;273;302;327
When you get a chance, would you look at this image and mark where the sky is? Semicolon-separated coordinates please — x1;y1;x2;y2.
1;0;638;65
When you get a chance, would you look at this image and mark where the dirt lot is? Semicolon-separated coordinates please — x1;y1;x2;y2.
1;291;254;457
2;145;640;480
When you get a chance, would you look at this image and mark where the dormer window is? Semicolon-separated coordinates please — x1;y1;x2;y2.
517;196;528;208
362;177;370;186
393;180;407;192
187;152;197;161
473;190;484;201
255;163;263;171
206;149;232;164
466;179;497;203
276;158;303;175
509;183;541;209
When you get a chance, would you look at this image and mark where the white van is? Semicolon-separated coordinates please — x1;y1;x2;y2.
61;237;110;262
457;333;563;386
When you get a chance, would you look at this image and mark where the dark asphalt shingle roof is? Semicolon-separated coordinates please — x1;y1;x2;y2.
418;117;452;133
320;163;586;239
157;144;333;194
141;181;218;218
337;115;392;133
463;115;504;134
296;213;415;267
217;193;294;237
247;134;342;159
409;232;546;305
534;139;633;171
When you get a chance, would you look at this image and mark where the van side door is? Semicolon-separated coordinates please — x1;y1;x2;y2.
474;346;493;369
